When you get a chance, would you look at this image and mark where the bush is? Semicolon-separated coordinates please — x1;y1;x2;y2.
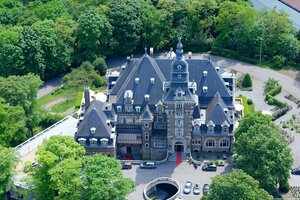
93;75;106;88
247;98;253;105
273;55;286;69
264;78;279;94
279;182;290;193
39;113;66;128
241;73;252;88
93;57;107;76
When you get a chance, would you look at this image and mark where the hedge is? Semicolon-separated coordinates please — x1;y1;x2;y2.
264;85;287;109
75;91;83;110
210;46;259;65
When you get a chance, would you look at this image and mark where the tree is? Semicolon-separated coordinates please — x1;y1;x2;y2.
93;57;107;76
63;61;105;90
0;44;24;77
234;114;293;193
203;170;272;200
109;0;143;54
0;146;18;197
234;112;273;140
0;98;28;147
241;73;252;88
82;154;134;200
30;136;85;200
49;158;82;200
34;0;70;21
76;8;114;63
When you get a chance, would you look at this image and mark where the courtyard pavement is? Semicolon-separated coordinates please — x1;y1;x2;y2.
123;157;233;200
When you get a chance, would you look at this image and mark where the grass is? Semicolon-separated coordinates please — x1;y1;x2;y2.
50;97;77;113
237;95;255;116
37;88;76;107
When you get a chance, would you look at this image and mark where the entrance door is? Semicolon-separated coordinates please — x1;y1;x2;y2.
126;147;132;154
174;142;184;152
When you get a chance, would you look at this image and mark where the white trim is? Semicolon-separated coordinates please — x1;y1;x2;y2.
78;138;86;142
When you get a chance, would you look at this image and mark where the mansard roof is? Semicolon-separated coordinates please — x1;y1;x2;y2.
76;100;111;138
110;54;166;105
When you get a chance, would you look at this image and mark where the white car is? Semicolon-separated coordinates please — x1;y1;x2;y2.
183;181;192;194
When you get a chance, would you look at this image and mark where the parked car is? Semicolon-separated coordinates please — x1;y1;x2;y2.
203;184;210;194
291;168;300;175
32;162;39;167
139;162;156;169
193;184;200;195
121;162;132;170
202;164;217;172
183;181;192;194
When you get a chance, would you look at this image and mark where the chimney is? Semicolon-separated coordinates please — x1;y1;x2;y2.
84;87;90;109
188;52;192;59
150;47;154;57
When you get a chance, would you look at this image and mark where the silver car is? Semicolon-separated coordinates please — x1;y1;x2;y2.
193;184;200;195
183;181;192;194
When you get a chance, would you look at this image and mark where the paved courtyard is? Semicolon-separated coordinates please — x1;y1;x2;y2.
123;157;233;200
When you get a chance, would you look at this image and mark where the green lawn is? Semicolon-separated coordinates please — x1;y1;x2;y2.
37;88;77;107
50;97;77;113
237;95;255;116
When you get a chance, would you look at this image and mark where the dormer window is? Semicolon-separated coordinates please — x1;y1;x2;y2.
117;106;122;112
224;108;228;114
216;66;219;71
177;65;182;70
202;86;208;93
135;106;141;112
144;94;150;101
150;78;155;84
203;71;208;77
89;138;97;146
78;138;86;146
135;78;139;84
90;127;96;134
100;138;109;147
207;120;215;134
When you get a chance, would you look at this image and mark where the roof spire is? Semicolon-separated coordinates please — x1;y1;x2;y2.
176;37;183;58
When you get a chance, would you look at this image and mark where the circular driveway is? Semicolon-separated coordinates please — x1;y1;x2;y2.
123;161;232;200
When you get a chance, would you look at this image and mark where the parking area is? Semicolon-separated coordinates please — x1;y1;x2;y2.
122;158;233;200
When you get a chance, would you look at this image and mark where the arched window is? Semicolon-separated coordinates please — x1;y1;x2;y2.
220;139;229;148
206;139;215;147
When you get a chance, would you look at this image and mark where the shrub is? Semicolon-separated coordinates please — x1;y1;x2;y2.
264;78;279;94
247;99;253;105
273;55;286;69
279;182;290;193
93;57;107;76
241;73;252;88
39;113;65;128
93;75;106;88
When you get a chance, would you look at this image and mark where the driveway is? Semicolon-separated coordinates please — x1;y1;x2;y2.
123;158;233;200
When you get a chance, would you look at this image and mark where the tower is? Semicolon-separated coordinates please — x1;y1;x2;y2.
163;38;197;155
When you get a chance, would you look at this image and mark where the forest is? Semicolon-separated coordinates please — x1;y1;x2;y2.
0;0;299;147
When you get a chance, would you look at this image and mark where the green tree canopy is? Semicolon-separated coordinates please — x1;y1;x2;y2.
82;153;135;200
93;57;107;76
234;112;273;140
234;115;293;193
109;0;142;54
203;170;272;200
63;61;106;90
0;98;28;147
0;146;18;197
76;8;114;63
30;136;85;200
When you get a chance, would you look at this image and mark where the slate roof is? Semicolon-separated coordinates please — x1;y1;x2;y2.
76;100;111;138
111;54;166;105
141;104;153;121
205;92;231;125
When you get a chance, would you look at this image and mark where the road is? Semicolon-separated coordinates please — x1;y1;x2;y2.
251;0;300;30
